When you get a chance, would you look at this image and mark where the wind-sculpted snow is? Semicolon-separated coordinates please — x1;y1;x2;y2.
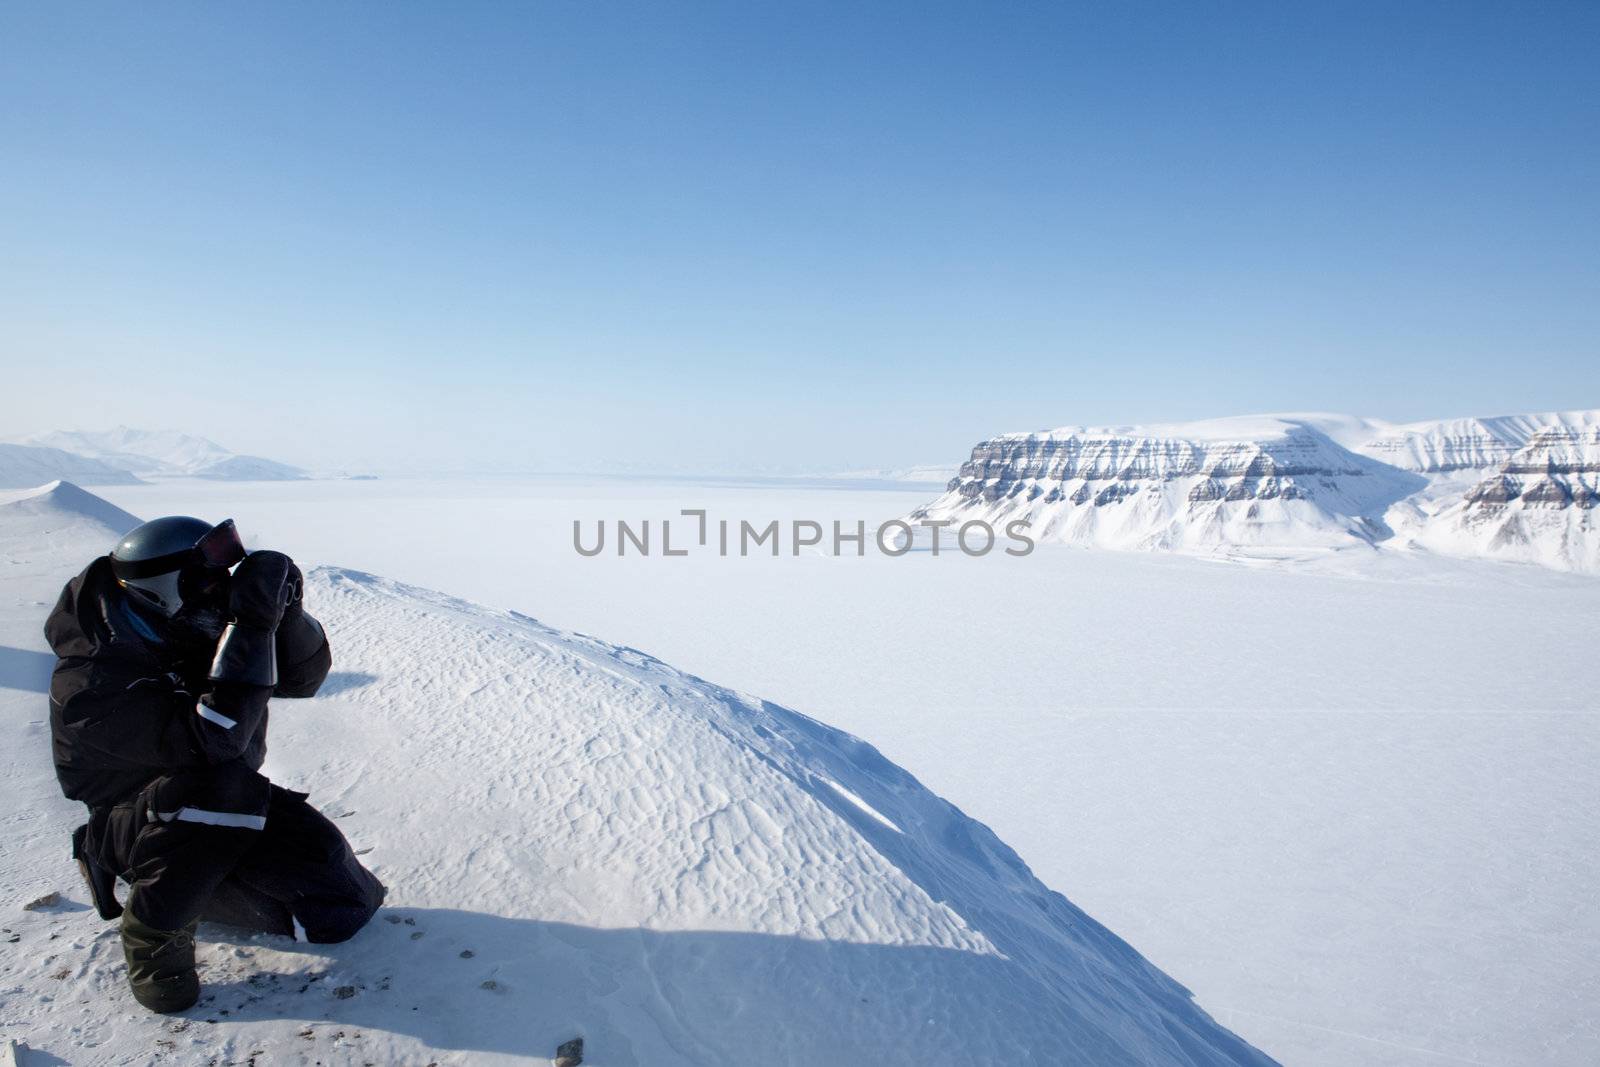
0;479;141;540
0;490;1274;1066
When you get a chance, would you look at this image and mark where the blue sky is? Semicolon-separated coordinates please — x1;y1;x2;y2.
2;2;1596;474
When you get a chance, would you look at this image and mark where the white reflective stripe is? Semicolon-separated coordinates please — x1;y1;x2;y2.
174;806;266;831
195;702;238;730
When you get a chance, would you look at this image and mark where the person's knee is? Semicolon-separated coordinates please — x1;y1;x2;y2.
296;864;386;944
298;893;384;944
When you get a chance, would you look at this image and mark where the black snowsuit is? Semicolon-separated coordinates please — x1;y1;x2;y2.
45;556;385;939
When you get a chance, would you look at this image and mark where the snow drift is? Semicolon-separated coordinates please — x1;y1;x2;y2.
0;479;142;540
915;409;1600;571
0;484;1273;1066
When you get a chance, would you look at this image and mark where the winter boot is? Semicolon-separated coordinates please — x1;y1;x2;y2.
120;909;200;1013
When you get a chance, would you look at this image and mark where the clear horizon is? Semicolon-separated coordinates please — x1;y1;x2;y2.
3;2;1596;475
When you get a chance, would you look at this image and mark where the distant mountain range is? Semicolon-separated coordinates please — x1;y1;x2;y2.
911;410;1600;573
824;464;961;485
0;427;308;488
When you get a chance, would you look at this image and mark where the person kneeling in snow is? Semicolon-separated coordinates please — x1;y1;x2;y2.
44;516;386;1013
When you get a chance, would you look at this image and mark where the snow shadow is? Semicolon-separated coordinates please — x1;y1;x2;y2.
197;909;1272;1066
0;1044;69;1067
0;644;54;693
315;671;379;697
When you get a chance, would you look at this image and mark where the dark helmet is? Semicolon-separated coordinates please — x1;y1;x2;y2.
109;516;247;616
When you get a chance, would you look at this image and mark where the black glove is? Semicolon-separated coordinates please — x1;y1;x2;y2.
278;559;306;625
229;551;296;632
208;551;298;686
274;558;327;684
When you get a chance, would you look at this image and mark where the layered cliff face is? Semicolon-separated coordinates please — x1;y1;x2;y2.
1346;411;1600;475
1352;415;1549;473
1414;427;1600;571
912;411;1600;571
912;417;1425;554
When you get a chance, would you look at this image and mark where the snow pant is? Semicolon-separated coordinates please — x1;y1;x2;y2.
84;759;386;941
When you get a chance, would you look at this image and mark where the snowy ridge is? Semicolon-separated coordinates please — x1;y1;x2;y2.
1340;410;1599;473
0;486;1272;1066
20;427;307;481
0;479;140;542
0;443;145;490
915;409;1600;571
28;427;235;475
186;454;309;481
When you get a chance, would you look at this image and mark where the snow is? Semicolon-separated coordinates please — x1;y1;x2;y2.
0;484;1271;1066
920;409;1600;572
17;427;307;481
1004;414;1335;444
1347;411;1600;473
822;464;960;485
917;420;1426;557
187;455;308;482
1407;426;1600;572
66;474;1600;1067
0;480;142;542
0;445;144;490
819;777;903;833
26;428;236;476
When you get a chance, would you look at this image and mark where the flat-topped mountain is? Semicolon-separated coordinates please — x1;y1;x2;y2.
913;410;1599;571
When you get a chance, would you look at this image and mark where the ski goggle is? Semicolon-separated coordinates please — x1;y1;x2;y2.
110;519;248;580
194;518;247;569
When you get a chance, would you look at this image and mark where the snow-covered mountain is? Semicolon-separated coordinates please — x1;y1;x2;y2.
0;482;1273;1066
1408;425;1600;572
1347;411;1600;474
913;409;1600;571
22;427;307;480
0;443;146;490
912;415;1426;555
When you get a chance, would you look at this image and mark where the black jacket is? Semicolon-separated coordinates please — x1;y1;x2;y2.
45;556;331;808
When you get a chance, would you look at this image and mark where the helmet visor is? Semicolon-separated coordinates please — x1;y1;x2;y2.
195;519;246;569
